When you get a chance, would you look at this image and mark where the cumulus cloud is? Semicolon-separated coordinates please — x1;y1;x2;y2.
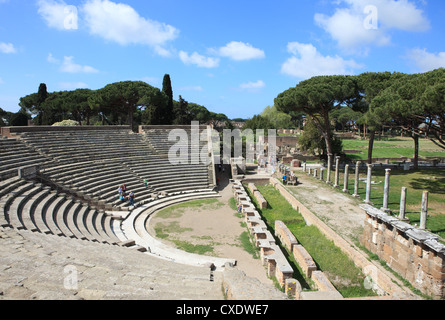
60;56;99;73
58;82;89;90
48;53;99;74
238;80;266;92
37;0;178;55
407;48;445;72
0;42;17;54
82;0;178;47
281;42;363;79
37;0;68;30
315;0;430;52
215;41;265;61
179;51;220;68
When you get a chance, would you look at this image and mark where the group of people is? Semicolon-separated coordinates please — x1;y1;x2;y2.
282;170;296;185
118;184;135;206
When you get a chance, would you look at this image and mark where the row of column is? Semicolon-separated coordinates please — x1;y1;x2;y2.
303;155;430;230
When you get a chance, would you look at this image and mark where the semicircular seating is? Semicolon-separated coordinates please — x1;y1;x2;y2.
0;126;218;263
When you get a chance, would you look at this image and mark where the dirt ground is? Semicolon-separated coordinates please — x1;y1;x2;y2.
148;166;368;286
285;170;366;244
148;168;274;285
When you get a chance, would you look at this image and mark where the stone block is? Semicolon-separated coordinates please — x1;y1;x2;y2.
293;245;317;278
311;271;337;292
285;278;302;299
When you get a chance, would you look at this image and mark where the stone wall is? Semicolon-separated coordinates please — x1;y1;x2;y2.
361;204;445;299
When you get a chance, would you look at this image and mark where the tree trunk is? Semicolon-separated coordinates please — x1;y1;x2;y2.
412;132;419;170
368;130;375;165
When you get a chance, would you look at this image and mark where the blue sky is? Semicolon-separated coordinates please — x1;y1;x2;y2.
0;0;445;119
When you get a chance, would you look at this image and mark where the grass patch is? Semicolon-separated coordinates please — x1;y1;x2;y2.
156;198;224;219
239;231;260;259
154;221;193;239
342;137;445;160
171;240;214;255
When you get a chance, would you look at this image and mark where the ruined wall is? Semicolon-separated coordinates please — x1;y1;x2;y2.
361;205;445;299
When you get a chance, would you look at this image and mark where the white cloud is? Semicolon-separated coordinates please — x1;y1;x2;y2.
37;0;69;30
0;42;16;54
216;41;265;61
58;82;89;90
407;48;445;72
37;0;179;55
60;56;99;73
82;0;179;47
315;0;429;51
179;51;220;68
48;54;99;74
281;42;363;79
239;80;266;92
47;53;60;64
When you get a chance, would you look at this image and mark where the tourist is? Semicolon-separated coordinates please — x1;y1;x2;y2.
129;191;135;206
238;203;242;213
122;184;127;193
144;179;148;188
118;186;122;200
282;174;287;184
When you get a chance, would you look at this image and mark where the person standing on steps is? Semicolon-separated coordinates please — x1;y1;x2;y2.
129;191;135;206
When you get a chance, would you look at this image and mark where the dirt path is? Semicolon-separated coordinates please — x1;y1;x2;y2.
284;170;366;244
149;168;274;285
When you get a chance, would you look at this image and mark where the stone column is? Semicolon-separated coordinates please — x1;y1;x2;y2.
353;161;361;198
302;163;306;173
334;156;340;188
326;154;332;184
313;169;318;178
399;187;407;221
420;191;429;230
320;168;324;181
364;164;373;205
343;164;349;193
381;169;391;213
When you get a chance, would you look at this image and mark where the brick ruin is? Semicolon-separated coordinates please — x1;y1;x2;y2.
361;204;445;299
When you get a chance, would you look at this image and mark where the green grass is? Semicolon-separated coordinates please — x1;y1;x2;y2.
342;137;445;160
156;198;224;219
154;221;193;239
171;240;214;255
239;231;260;259
246;184;376;298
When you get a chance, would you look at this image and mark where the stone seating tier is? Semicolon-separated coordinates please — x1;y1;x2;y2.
0;178;122;245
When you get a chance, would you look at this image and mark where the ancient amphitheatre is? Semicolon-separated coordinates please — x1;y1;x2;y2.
0;124;444;301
